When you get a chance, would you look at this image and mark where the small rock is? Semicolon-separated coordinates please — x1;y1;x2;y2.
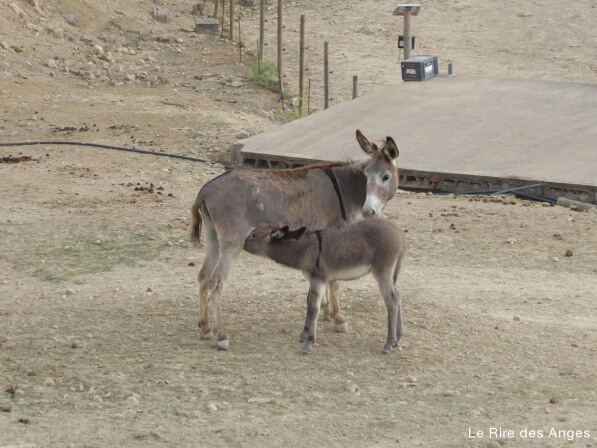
207;402;218;413
93;395;103;403
345;383;359;393
8;3;26;18
506;237;516;244
146;287;153;293
43;377;54;387
236;131;249;139
126;395;139;406
1;406;11;413
18;417;32;425
513;315;521;321
405;376;417;383
27;371;37;377
91;44;104;56
443;390;460;397
565;250;573;257
549;397;560;404
188;261;195;267
62;12;77;25
65;288;74;295
552;256;560;262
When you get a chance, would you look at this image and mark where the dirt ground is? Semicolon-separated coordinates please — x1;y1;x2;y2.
1;0;596;447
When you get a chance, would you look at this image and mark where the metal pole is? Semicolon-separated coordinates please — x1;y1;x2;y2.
352;75;358;99
324;41;329;109
403;11;412;60
299;14;305;116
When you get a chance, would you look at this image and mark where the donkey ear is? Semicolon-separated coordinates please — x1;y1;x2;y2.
356;129;377;155
286;227;307;240
271;225;289;240
383;136;399;161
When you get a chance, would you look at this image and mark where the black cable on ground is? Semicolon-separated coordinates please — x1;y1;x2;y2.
0;140;234;170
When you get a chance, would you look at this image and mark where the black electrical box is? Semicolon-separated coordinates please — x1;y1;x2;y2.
401;56;438;81
398;35;415;49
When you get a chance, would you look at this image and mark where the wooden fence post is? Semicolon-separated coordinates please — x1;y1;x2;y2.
299;14;305;116
324;41;329;109
277;0;284;107
259;0;265;63
352;75;358;99
230;0;235;41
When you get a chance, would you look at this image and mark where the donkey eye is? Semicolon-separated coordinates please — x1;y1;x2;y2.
382;174;390;182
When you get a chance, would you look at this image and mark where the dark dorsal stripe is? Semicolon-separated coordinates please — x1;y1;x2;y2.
324;168;347;221
315;230;323;269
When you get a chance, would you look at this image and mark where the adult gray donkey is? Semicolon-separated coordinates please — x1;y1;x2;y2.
191;129;400;350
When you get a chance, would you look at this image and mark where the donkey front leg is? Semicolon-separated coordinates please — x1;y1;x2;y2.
302;280;326;355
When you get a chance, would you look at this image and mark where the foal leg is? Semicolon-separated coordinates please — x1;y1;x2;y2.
374;270;400;355
302;280;326;355
395;286;405;344
327;280;348;333
198;220;218;339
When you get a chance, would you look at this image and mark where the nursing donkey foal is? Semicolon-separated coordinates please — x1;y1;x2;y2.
191;130;400;350
244;217;407;355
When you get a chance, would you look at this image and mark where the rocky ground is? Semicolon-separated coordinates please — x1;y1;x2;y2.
1;0;596;447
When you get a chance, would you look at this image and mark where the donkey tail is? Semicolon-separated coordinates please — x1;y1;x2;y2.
393;241;407;285
190;199;204;247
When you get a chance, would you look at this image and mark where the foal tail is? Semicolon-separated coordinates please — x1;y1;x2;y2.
190;200;204;247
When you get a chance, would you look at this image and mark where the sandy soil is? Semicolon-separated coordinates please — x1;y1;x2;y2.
1;0;596;447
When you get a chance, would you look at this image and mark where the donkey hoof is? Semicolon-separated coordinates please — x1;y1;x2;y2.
334;321;349;333
381;347;391;355
216;339;230;350
200;331;213;340
302;348;311;356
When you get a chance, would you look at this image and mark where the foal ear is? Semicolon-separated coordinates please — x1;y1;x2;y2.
383;136;399;161
271;225;289;240
356;129;377;155
286;227;307;240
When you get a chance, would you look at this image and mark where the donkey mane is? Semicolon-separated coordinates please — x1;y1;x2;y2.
238;161;351;180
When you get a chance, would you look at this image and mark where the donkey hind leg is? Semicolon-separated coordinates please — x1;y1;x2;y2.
206;245;238;351
374;270;400;355
198;220;219;340
321;288;331;321
327;280;348;333
302;280;326;355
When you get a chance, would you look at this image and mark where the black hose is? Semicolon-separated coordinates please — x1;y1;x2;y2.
0;140;234;169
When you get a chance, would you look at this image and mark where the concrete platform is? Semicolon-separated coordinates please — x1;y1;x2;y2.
233;76;597;203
